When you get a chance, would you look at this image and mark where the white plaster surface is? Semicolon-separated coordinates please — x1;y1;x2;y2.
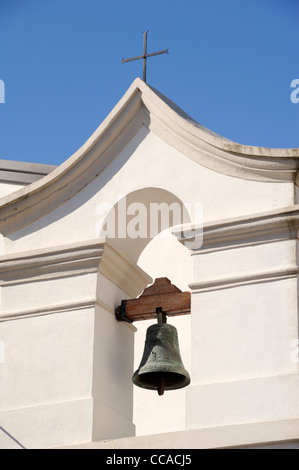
0;79;298;448
2;127;295;257
0;182;25;198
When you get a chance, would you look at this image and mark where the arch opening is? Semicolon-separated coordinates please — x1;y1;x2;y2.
96;187;194;263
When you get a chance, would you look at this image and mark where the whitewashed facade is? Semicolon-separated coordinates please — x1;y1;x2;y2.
0;79;299;448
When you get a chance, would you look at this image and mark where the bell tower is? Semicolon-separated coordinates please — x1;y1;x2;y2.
0;78;299;448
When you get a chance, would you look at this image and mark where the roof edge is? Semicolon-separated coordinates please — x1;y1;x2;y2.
0;78;298;236
0;159;57;185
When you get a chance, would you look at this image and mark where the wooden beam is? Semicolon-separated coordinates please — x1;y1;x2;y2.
115;277;191;323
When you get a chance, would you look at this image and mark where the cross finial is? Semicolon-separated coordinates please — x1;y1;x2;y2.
122;31;169;83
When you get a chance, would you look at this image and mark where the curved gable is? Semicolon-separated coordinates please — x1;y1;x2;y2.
0;78;298;236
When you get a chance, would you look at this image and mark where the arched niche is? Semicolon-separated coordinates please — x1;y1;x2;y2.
98;187;192;265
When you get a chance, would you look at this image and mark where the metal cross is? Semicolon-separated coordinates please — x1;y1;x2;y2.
122;31;168;83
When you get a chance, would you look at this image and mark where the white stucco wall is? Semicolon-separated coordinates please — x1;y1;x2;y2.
0;78;298;448
2;127;294;257
0;182;25;198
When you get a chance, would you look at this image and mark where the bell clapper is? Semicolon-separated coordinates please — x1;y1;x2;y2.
158;373;165;396
156;308;166;395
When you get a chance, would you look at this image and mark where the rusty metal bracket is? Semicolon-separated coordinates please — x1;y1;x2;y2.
115;300;133;323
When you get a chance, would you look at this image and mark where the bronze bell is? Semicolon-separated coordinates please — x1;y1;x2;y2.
132;309;190;395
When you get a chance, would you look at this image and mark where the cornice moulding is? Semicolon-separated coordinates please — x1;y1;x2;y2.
0;79;297;236
189;265;298;293
0;239;105;284
0;89;145;236
144;84;299;158
173;205;299;252
141;90;299;183
99;240;153;298
0;238;152;298
0;298;97;322
0;297;137;330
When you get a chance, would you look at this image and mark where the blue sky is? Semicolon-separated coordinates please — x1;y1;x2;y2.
0;0;298;166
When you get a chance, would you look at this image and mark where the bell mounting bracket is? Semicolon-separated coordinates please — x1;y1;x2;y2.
115;277;191;323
